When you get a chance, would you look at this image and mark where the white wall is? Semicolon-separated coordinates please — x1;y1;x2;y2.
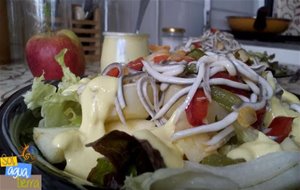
106;0;205;44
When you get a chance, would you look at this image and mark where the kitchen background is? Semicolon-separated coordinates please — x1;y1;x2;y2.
3;0;300;65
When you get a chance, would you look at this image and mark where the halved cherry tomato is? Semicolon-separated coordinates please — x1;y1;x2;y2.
106;67;120;77
185;89;209;127
153;54;169;64
127;57;144;71
266;116;294;143
211;71;251;97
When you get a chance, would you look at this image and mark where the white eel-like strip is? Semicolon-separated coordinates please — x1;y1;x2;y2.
227;54;259;82
162;66;185;76
205;126;234;145
250;93;258;103
173;61;206;123
142;78;154;110
151;64;185;73
209;65;226;76
243;78;260;95
137;76;164;126
160;83;169;91
117;76;126;109
137;76;155;118
142;60;195;84
258;75;273;99
290;103;300;113
210;59;236;76
149;77;160;112
236;88;267;111
237;94;250;102
251;64;268;73
172;112;238;141
203;64;212;102
159;92;165;107
158;65;186;91
153;86;191;120
114;98;127;127
209;78;250;90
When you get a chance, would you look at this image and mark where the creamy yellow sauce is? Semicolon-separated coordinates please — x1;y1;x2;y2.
53;76;118;179
291;117;300;146
227;132;282;161
133;115;184;168
52;76;184;180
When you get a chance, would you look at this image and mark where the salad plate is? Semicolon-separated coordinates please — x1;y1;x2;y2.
1;30;300;190
1;80;300;190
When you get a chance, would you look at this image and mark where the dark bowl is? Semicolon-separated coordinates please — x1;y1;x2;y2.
0;84;98;190
2;83;300;189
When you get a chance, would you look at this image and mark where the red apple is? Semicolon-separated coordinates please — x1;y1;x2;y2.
25;29;86;80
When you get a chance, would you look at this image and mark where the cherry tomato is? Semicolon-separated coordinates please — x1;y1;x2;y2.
153;54;169;64
106;67;120;77
266;116;294;143
211;71;251;97
185;89;209;127
127;57;144;71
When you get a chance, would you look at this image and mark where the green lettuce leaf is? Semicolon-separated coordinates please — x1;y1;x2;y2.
24;76;57;110
87;158;117;188
23;49;82;128
55;49;81;92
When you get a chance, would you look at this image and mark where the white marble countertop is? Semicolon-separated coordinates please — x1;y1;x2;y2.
0;62;100;105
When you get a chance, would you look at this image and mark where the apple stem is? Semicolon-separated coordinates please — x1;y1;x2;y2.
43;1;52;33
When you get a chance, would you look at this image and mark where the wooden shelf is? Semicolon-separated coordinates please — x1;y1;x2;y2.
70;5;102;63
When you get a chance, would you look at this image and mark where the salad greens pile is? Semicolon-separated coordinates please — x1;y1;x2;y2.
23;49;82;128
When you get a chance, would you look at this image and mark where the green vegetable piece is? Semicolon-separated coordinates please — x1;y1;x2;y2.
23;76;56;110
55;49;81;92
187;48;205;60
234;49;250;63
232;122;258;143
86;130;166;189
88;158;116;187
211;86;243;112
184;63;197;74
201;153;245;166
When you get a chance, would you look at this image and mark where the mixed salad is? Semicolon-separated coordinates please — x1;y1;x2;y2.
24;30;300;189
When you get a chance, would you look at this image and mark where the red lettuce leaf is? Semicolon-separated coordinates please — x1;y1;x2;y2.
86;130;166;189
